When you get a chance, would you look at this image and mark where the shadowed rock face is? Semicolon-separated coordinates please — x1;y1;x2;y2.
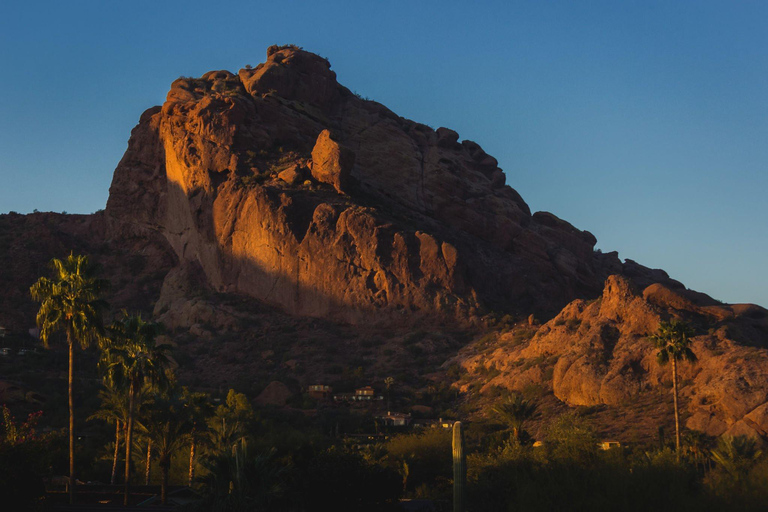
106;45;665;324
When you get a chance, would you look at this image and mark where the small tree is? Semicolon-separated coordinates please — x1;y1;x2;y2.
491;393;537;443
648;319;697;458
88;382;132;485
142;388;190;504
208;389;254;454
711;435;763;481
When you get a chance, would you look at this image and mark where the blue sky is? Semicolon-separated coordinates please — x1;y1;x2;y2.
1;1;766;307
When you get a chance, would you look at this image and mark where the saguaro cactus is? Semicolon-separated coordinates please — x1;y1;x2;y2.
453;421;466;512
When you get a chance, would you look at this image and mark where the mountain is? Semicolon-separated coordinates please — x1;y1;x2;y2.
1;45;766;440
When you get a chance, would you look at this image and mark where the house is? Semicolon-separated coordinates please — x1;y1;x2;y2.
412;418;454;429
333;386;384;402
355;386;375;398
379;411;412;427
307;384;333;400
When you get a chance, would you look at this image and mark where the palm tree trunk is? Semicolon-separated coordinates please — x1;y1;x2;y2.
161;461;169;505
67;331;76;505
145;438;152;485
111;420;120;485
672;358;681;459
188;436;196;487
124;379;135;506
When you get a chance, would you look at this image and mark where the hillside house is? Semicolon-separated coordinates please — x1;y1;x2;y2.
333;386;384;402
379;411;412;427
307;384;333;400
355;386;374;398
412;418;454;429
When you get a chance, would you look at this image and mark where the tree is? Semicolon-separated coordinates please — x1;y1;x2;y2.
88;382;133;485
648;319;697;458
208;389;254;454
30;253;107;504
711;435;763;487
491;393;537;443
142;389;190;504
384;377;395;410
101;312;171;505
182;388;213;486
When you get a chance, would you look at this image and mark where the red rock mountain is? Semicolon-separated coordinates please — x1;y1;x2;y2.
2;45;766;440
105;45;675;326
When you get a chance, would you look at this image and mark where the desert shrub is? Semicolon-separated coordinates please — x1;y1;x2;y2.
385;428;452;498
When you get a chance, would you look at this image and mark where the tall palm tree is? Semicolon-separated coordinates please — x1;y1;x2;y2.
182;389;213;487
101;312;170;505
649;319;697;458
491;393;537;443
30;253;107;504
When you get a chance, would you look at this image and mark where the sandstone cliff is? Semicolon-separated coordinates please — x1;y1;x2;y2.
105;45;652;325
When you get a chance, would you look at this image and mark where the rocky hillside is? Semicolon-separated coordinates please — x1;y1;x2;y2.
2;44;766;441
457;275;768;438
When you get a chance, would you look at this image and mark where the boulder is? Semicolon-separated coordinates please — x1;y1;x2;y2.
255;381;293;406
310;130;355;193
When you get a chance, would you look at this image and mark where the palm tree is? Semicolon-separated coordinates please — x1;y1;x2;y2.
384;377;395;410
491;393;537;443
649;319;697;458
30;253;107;504
88;382;132;485
142;389;191;504
199;440;285;510
682;429;711;471
182;389;213;486
101;312;171;505
208;389;254;454
711;435;763;485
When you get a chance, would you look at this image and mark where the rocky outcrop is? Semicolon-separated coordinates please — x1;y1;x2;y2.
459;274;768;438
105;45;631;325
310;130;354;193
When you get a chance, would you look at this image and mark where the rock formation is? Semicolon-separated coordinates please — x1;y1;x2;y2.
105;44;670;326
458;275;768;437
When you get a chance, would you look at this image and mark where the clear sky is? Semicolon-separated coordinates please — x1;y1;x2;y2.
1;1;766;307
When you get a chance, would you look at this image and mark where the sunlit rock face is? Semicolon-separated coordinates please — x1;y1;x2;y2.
459;274;768;437
105;45;666;324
